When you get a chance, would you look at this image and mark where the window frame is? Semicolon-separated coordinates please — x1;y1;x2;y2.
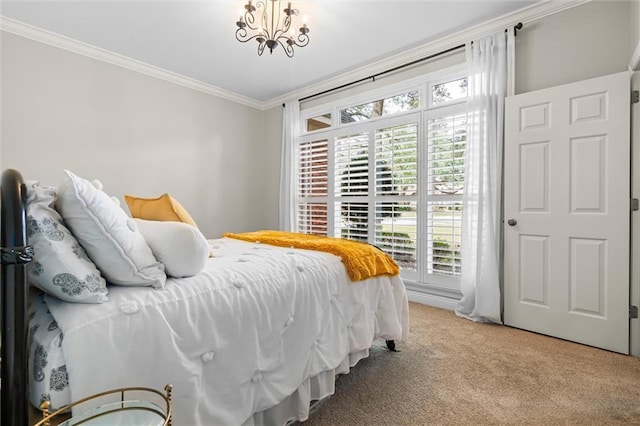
419;101;467;289
295;63;467;292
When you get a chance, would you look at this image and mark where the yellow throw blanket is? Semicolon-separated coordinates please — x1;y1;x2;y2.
223;230;399;282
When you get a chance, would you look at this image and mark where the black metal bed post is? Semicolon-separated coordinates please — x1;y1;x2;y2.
1;169;32;426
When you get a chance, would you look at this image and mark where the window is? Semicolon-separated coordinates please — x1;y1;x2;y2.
331;118;419;274
340;91;419;124
431;77;468;105
296;73;467;292
306;113;332;132
425;107;467;276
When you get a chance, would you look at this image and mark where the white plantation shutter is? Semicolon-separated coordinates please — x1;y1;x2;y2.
335;201;369;241
335;133;369;196
299;139;328;197
427;201;462;275
375;123;418;196
426;105;466;277
334;133;370;242
427;111;467;196
298;139;329;235
375;201;417;270
298;203;328;235
374;122;418;271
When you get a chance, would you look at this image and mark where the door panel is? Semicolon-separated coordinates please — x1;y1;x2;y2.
519;142;549;212
504;71;630;354
519;234;549;306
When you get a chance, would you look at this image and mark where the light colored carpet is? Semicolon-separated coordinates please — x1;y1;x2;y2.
304;302;640;426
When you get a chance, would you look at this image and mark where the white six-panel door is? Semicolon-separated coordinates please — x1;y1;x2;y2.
504;71;630;354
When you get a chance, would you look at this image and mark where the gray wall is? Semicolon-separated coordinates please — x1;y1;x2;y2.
0;32;280;238
260;104;283;224
515;0;632;94
631;0;640;59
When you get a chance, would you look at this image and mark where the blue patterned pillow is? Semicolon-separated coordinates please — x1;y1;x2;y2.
26;181;108;303
28;294;71;410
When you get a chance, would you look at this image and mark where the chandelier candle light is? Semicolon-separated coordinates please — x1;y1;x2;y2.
235;0;310;57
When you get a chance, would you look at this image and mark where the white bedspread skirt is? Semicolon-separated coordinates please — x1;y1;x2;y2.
35;238;409;425
248;349;370;426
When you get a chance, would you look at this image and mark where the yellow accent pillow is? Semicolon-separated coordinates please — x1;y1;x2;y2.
124;193;198;228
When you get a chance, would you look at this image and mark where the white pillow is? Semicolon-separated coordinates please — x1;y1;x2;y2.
25;181;108;303
134;219;209;278
56;170;166;288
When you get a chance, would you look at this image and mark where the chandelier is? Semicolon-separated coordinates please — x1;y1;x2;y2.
235;0;310;58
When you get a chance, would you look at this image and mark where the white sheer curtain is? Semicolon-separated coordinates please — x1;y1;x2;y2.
456;30;514;323
279;101;300;231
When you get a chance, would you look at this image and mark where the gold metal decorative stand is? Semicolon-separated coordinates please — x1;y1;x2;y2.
34;384;173;426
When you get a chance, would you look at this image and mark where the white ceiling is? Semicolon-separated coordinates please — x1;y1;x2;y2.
0;1;541;104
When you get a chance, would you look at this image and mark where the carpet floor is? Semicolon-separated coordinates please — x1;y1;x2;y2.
303;302;640;426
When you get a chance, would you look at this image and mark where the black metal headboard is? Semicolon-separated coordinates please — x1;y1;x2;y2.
1;169;32;426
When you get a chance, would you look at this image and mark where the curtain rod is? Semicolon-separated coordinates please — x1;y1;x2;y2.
297;22;523;104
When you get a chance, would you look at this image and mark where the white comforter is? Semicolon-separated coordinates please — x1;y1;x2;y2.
44;237;409;425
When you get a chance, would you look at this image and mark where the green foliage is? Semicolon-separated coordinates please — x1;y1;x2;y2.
429;116;467;194
340;227;368;243
433;238;461;274
340;156;399;224
342;91;419;122
432;84;451;104
338;125;418;249
432;77;468;105
376;231;416;269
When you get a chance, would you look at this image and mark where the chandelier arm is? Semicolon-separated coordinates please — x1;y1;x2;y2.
244;10;256;29
257;41;267;56
260;1;271;38
236;29;268;45
276;38;295;58
273;28;288;41
272;0;280;42
279;14;291;38
235;27;249;41
293;31;310;48
243;0;264;30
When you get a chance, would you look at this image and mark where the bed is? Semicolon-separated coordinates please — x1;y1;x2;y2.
1;168;409;425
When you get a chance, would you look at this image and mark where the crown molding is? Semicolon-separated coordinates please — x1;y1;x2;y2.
264;0;592;109
0;16;265;110
1;0;590;111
